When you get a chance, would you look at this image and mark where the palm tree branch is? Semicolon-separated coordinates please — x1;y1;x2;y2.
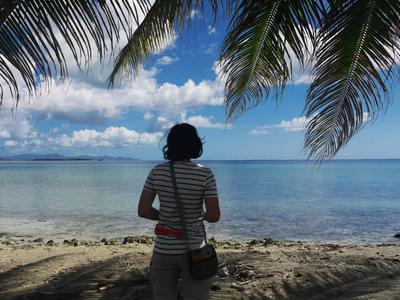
108;0;223;86
305;0;399;160
0;0;151;106
219;0;323;121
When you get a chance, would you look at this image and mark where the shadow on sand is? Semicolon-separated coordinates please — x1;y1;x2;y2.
0;253;152;300
1;251;400;299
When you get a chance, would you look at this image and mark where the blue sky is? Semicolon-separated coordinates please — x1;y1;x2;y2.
0;8;399;160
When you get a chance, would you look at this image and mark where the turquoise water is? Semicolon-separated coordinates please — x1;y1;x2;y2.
1;160;400;244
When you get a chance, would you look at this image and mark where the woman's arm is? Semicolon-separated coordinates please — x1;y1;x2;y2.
203;197;220;223
138;189;159;221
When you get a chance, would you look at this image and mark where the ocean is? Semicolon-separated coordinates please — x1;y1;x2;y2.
1;160;399;244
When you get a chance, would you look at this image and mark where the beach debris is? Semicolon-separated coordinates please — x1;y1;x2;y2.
1;239;17;245
101;238;109;244
394;233;400;239
46;240;55;246
324;244;341;251
63;240;71;245
123;236;137;244
263;237;282;246
218;266;230;277
247;237;281;247
80;240;91;246
219;262;256;281
293;271;302;277
98;286;108;292
248;239;263;246
70;239;79;247
107;238;118;245
123;235;153;245
230;283;245;292
33;238;44;243
0;232;12;240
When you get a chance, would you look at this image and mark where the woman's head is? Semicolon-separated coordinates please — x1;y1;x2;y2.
163;123;203;161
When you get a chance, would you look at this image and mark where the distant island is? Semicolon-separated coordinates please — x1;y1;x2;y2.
0;153;137;161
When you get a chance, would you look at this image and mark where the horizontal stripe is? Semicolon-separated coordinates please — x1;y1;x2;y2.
156;168;208;178
156;235;204;241
152;174;207;185
159;202;202;209
155;240;201;246
153;183;204;193
159;209;199;215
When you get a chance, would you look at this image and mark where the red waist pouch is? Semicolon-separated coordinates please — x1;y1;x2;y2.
154;225;183;238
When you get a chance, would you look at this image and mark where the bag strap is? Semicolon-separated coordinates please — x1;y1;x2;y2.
169;161;208;248
169;161;190;250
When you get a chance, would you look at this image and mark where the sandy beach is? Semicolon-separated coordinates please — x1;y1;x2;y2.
1;235;400;300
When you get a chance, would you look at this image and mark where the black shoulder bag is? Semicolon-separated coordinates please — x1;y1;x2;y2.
169;161;218;280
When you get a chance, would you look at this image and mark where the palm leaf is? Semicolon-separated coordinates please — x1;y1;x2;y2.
108;0;229;86
304;0;400;160
218;0;324;121
0;0;152;106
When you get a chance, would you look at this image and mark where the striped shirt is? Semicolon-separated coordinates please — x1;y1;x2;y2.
143;161;218;255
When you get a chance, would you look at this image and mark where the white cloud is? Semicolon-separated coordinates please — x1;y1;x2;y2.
144;112;154;120
3;140;18;147
52;127;162;148
249;116;313;135
0;129;9;139
180;113;230;129
3;126;162;150
207;25;216;35
9;66;224;124
148;112;230;131
247;129;269;136
156;116;175;130
0;113;32;139
276;116;311;132
0;14;226;154
156;55;178;65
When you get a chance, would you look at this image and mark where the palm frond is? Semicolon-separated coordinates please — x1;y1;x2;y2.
0;0;152;106
108;0;227;86
304;0;400;161
108;0;177;86
218;0;323;121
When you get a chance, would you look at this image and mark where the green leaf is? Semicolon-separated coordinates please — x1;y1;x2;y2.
218;0;323;121
305;0;400;160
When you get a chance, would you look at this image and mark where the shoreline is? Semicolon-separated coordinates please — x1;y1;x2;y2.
1;231;400;248
2;231;400;247
2;234;400;299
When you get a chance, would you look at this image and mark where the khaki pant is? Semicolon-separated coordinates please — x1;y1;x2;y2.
150;251;212;300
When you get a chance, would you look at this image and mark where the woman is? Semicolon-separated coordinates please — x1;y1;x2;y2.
138;123;220;300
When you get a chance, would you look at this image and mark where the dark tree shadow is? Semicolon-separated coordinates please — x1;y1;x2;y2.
1;252;152;300
2;250;400;300
239;258;400;300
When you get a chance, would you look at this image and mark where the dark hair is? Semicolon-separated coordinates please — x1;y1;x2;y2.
163;123;203;160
